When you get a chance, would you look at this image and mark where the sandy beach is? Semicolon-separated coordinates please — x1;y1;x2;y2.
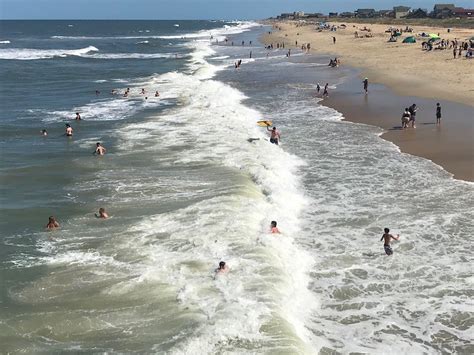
262;21;474;181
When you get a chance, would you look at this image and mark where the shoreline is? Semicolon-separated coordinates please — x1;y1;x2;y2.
260;21;474;182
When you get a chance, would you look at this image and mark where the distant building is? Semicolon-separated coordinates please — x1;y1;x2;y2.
340;12;355;18
406;8;428;18
355;8;376;18
376;9;393;17
277;13;294;20
452;7;474;17
393;5;411;18
432;4;456;18
294;11;305;18
306;13;324;18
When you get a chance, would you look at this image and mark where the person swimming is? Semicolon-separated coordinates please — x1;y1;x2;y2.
41;129;48;136
270;221;281;234
93;142;106;155
215;261;229;274
75;112;81;120
95;207;109;219
46;216;60;229
155;90;160;97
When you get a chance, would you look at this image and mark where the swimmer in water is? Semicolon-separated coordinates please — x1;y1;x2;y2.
380;228;400;256
155;91;160;97
93;142;106;155
270;221;281;234
267;125;281;145
65;124;73;137
46;216;60;229
215;261;229;274
41;129;48;136
95;207;109;219
75;112;81;121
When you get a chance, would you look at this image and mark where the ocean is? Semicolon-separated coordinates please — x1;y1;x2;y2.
0;20;472;354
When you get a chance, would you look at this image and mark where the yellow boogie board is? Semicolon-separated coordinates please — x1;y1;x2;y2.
257;120;272;127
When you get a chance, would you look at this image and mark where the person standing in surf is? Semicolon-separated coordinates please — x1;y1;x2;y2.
267;125;281;145
380;228;400;256
75;112;81;120
436;103;442;125
65;124;73;137
323;83;329;97
363;78;369;94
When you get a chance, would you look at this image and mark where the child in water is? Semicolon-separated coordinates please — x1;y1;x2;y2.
215;261;229;274
270;221;281;234
95;208;109;219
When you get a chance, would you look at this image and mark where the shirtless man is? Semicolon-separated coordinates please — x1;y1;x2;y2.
380;228;400;256
270;221;281;234
46;216;60;229
75;112;81;120
65;124;73;137
95;207;109;219
215;261;229;274
267;126;281;145
93;142;106;155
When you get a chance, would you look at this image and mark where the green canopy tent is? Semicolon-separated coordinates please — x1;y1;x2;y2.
402;36;416;43
429;33;440;39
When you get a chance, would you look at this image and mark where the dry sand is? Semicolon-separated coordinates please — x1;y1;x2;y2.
261;21;473;181
263;21;474;106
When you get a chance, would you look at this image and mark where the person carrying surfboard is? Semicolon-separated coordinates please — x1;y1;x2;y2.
267;125;281;145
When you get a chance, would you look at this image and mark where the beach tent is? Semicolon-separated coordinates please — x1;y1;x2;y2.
394;32;402;36
429;33;440;39
402;36;416;43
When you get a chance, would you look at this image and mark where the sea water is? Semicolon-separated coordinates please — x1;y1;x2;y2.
0;20;472;354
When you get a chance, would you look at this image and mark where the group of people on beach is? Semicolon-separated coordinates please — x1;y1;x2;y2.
401;103;442;128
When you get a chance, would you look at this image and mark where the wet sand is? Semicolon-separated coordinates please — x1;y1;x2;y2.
322;73;474;181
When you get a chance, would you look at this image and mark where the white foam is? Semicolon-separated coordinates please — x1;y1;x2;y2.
0;45;98;60
0;40;11;44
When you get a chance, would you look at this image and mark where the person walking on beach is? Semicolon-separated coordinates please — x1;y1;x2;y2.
363;78;369;94
46;216;60;229
65;124;73;137
453;47;457;59
380;228;400;256
401;108;411;129
409;104;417;128
75;112;81;121
333;36;336;44
436;103;442;125
93;142;106;155
267;126;281;145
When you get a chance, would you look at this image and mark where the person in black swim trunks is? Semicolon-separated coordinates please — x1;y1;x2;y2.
267;125;281;145
380;228;400;256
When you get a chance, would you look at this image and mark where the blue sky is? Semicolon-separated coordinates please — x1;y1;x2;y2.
2;0;473;20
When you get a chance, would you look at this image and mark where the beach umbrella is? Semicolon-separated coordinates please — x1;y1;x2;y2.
429;33;440;39
402;36;416;43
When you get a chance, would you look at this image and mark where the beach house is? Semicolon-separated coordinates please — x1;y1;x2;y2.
393;5;411;18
